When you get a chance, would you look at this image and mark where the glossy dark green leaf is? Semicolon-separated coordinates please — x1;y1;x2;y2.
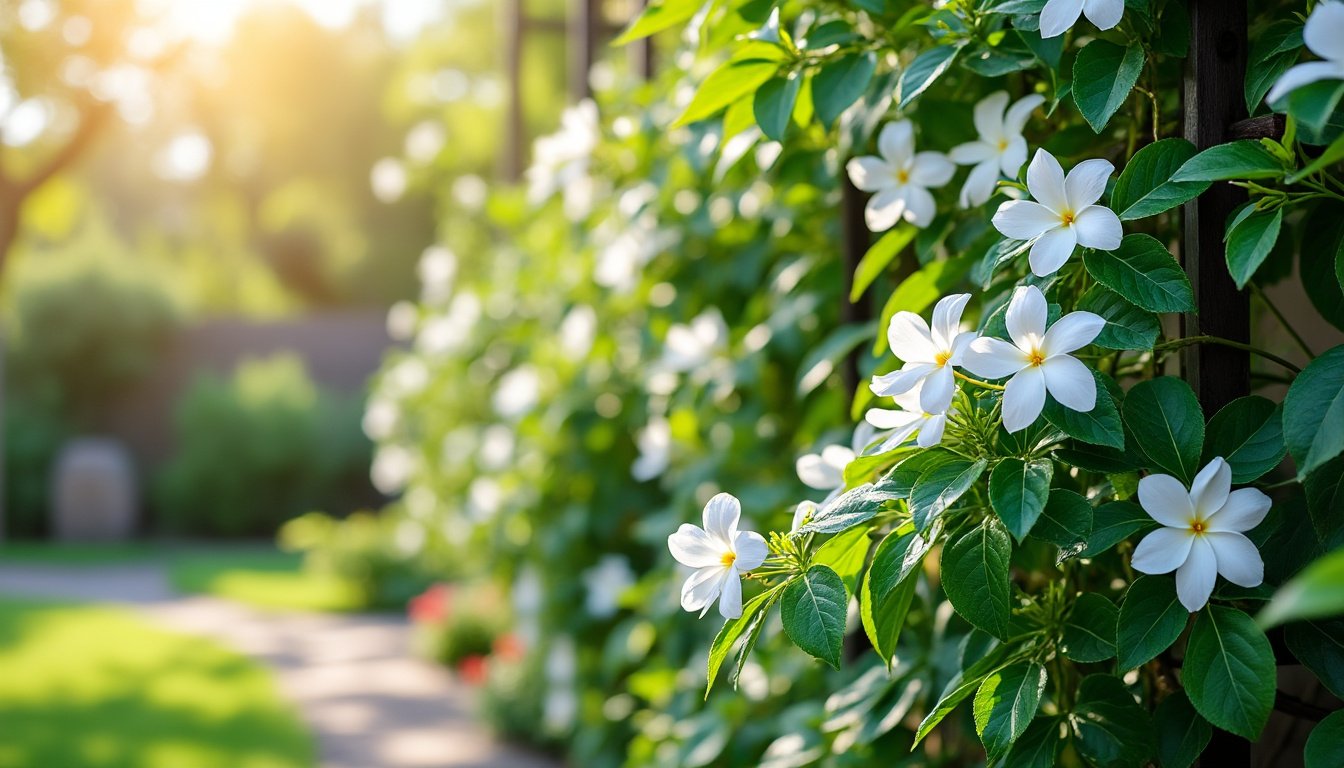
1062;592;1118;663
780;566;848;669
1258;547;1344;629
1043;370;1125;449
1184;606;1275;740
909;458;987;532
1072;41;1144;132
1171;140;1285;182
913;639;1008;746
1123;376;1204;483
1154;690;1211;768
675;59;779;126
1202;396;1286;483
897;45;959;107
1284;344;1344;480
849;224;914;302
1083;234;1194;313
753;73;802;141
989;458;1053;542
706;584;782;695
1306;710;1344;768
1077;285;1160;350
1285;619;1344;700
1225;207;1283;289
1069;674;1154;768
860;526;931;664
813;525;871;597
1110;138;1209;220
1032;488;1093;559
973;661;1047;759
941;517;1013;639
1083;500;1155;558
813;52;876;128
1001;715;1063;768
1116;576;1188;671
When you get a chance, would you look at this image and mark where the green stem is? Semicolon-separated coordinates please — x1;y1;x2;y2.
955;370;1006;391
1153;335;1302;374
1249;282;1314;358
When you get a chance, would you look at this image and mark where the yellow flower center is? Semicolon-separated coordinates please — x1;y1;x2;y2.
720;551;737;568
896;169;910;184
935;350;951;367
1028;349;1045;367
997;139;1009;151
1060;209;1076;225
1190;520;1206;536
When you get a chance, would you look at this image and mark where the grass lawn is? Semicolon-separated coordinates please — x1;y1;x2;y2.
0;597;314;768
166;547;367;613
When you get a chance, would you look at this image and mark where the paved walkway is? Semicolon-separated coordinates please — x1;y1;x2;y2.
0;563;557;768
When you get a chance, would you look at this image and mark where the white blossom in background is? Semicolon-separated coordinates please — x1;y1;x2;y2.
385;358;430;397
416;293;480;356
362;398;399;440
582;555;636;618
667;493;768;619
385;300;418;341
493;365;541;420
1038;0;1124;39
1130;457;1270;612
594;214;674;291
370;157;407;203
846;120;955;230
950;91;1045;208
871;293;974;413
543;636;578;732
512;567;544;646
466;477;503;521
632;417;672;481
559;304;598;358
417;245;457;305
1266;2;1344;104
526;99;601;221
962;285;1104;433
993;149;1123;277
796;445;854;492
479;424;516;471
659;308;729;374
866;381;954;450
371;444;415;494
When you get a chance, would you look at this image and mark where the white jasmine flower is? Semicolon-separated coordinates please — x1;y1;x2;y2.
992;149;1123;277
362;398;400;440
667;493;768;619
962;285;1104;433
950;91;1045;208
582;555;635;618
385;301;418;341
660;308;728;373
632;417;672;481
493;365;541;419
791;500;818;533
1039;0;1124;39
846;120;955;230
796;444;854;491
871;293;975;413
526;100;601;220
417;245;457;305
1267;2;1344;104
1130;457;1270;612
865;382;953;450
371;444;415;494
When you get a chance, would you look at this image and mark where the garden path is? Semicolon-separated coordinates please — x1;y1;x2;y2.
0;562;557;768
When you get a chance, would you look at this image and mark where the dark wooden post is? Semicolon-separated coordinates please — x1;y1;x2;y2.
1182;0;1250;420
627;0;655;81
1184;1;1252;765
501;0;526;182
568;0;597;100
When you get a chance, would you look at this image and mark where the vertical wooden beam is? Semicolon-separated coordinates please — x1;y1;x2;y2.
1182;0;1250;420
1184;0;1251;763
501;0;526;182
840;179;870;394
627;0;655;81
569;0;597;101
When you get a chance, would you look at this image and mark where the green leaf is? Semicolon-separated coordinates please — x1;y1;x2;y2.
780;566;848;669
753;73;802;141
897;45;959;108
813;525;871;597
1083;500;1155;558
882;449;956;497
1171;140;1285;182
1285;619;1344;699
989;458;1053;542
796;321;879;396
941;517;1013;640
1043;369;1125;449
1069;674;1154;768
909;458;988;532
1072;41;1144;133
1203;396;1286;483
1116;575;1188;671
1062;593;1118;663
1286;130;1344;184
1154;691;1211;768
812;52;876;128
1032;488;1093;559
873;254;976;355
850;225;915;302
706;584;782;695
795;475;899;535
1245;21;1304;111
1111;138;1210;220
1183;606;1275;740
1284;344;1344;480
675;60;779;127
1306;710;1344;768
1225;207;1283;289
1083;234;1195;313
1302;211;1344;333
1002;715;1064;768
613;0;702;45
1287;79;1344;136
913;639;1008;746
1077;285;1160;350
973;661;1047;759
1258;547;1344;629
1123;376;1205;483
861;525;934;663
1306;456;1344;541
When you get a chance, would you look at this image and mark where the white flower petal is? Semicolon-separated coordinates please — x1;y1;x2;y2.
717;567;744;619
1039;0;1084;38
847;155;895;193
993;200;1060;241
917;414;948;447
1028;226;1078;276
1137;474;1195;527
948;332;975;366
961;159;1002;208
865;186;908;232
1175;537;1218;612
1064;158;1114;210
931;293;972;351
1042;354;1097;412
1304;1;1344;63
1131;527;1194;575
733;531;768;571
878;120;914;166
865;407;922;430
1082;0;1124;31
1072;205;1123;251
871;363;935;396
682;566;726;615
950;141;997;165
1006;285;1049;347
1042;311;1105;356
669;524;723;568
919;365;956;414
887;312;937;363
973;91;1010;141
703;493;741;543
1002;365;1047;433
1207;531;1264;588
821;445;856;471
910;152;955;188
797;453;843;490
900;184;938;228
1000;136;1028;178
1266;60;1344;105
1026;148;1069;212
791;500;817;532
1004;94;1046;136
1189;457;1231;518
1206;488;1272;533
963;336;1028;379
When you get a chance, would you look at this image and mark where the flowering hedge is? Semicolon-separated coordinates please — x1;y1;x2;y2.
370;0;1344;765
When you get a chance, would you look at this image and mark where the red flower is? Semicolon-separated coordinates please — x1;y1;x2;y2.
457;654;489;685
408;583;454;624
493;633;525;661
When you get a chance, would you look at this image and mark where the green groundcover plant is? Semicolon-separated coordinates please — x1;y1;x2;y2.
366;0;1344;765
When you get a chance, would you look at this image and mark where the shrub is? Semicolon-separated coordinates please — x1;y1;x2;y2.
154;355;370;536
278;509;434;609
